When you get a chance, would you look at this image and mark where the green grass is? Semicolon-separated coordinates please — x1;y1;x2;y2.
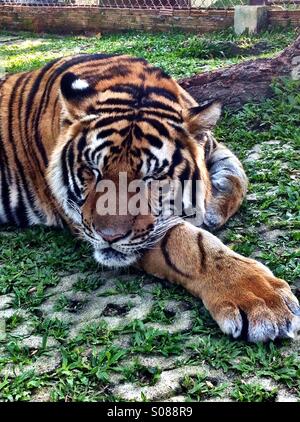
121;360;161;386
0;229;98;310
0;28;297;78
231;381;278;402
34;318;70;341
144;301;176;325
127;320;187;357
0;28;300;402
73;275;106;292
181;374;227;401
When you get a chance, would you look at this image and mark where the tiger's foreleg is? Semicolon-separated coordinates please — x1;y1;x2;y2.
203;137;248;230
138;222;300;342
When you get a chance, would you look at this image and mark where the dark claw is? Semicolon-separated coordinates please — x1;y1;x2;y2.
239;309;249;341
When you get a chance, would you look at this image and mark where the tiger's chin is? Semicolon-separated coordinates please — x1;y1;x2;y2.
93;247;138;268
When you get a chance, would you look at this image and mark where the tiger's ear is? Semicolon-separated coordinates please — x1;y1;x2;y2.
60;72;96;118
184;101;222;135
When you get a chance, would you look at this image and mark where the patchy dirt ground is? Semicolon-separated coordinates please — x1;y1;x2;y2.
0;30;299;402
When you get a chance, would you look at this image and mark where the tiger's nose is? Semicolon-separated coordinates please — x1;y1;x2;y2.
98;227;130;243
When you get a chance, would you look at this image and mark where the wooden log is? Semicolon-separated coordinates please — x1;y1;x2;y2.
179;34;300;110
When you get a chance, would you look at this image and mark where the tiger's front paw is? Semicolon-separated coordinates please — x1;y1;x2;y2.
205;263;300;342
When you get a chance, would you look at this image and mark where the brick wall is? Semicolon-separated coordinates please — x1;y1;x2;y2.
268;10;300;28
0;5;234;34
0;6;299;36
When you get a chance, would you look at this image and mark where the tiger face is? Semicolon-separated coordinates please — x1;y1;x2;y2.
47;56;221;267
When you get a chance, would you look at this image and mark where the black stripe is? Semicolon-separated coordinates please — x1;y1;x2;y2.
95;114;135;128
161;225;190;278
189;101;216;116
24;59;60;166
191;166;200;207
8;74;43;224
62;138;82;200
140;117;169;138
19;72;53;222
61;139;80;205
131;148;141;158
122;129;133;148
124;57;148;65
94;64;131;82
77;132;87;162
141;109;182;123
96;128;117;139
141;100;177;114
0;80;14;221
18;73;35;168
96;98;137;107
74;54;121;74
145;66;171;80
134;125;163;149
109;84;141;98
197;232;207;271
67;142;82;200
51;96;60;134
0;129;12;184
167;145;183;178
93;107;132;114
110;146;121;155
97;128;118;139
61;139;73;188
7;73;28;145
91;141;113;162
15;183;29;227
0;78;13;221
0;141;14;223
144;86;177;102
144;133;163;149
170;123;187;137
119;126;132;137
179;162;191;185
239;309;249;341
133;124;143;140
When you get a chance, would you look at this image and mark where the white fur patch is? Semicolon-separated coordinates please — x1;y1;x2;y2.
80;115;98;123
71;79;89;90
93;248;137;268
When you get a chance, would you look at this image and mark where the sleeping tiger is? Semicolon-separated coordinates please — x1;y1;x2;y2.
0;53;299;342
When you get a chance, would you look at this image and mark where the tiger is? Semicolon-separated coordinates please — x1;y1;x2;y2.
0;53;299;343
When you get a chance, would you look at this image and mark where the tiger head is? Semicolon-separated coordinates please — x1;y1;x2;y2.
48;55;221;267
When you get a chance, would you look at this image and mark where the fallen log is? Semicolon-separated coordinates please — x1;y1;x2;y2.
179;34;300;110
